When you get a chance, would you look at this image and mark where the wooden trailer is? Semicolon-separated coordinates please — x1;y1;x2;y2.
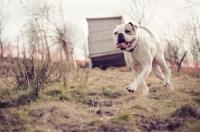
86;16;126;69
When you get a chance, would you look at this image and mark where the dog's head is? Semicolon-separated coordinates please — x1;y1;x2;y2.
113;22;138;51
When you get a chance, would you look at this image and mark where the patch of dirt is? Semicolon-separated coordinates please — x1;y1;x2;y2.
0;101;10;108
102;101;113;107
138;116;181;132
84;120;132;132
104;111;114;116
149;87;160;93
0;110;25;132
125;96;136;101
28;102;95;131
184;90;200;96
100;91;123;99
87;92;97;96
171;104;200;119
138;103;200;132
193;97;200;105
87;99;99;107
148;93;174;100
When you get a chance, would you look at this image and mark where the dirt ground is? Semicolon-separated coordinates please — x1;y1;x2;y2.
0;67;200;132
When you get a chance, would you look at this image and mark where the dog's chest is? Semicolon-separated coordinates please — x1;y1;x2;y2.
124;52;138;67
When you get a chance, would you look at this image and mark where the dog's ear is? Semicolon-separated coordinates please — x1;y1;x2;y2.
128;22;137;31
128;22;134;27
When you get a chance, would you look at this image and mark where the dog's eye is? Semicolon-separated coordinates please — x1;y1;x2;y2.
114;32;118;35
125;30;130;34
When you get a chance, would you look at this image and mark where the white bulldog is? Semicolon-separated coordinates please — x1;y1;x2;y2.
113;22;174;95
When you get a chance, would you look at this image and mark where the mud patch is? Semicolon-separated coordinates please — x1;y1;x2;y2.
171;104;200;119
125;96;136;101
149;87;160;93
0;101;10;108
193;97;200;104
101;90;123;99
0;110;26;132
138;104;200;132
184;90;200;96
87;92;97;96
102;101;113;107
133;105;148;112
104;111;113;116
148;93;174;100
87;99;99;107
138;117;181;132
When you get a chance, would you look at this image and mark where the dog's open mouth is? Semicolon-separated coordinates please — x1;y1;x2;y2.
116;39;135;49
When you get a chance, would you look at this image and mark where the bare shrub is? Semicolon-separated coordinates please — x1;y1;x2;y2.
1;57;67;104
0;57;90;105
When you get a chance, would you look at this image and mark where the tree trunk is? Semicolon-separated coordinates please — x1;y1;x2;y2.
61;39;70;63
0;41;4;61
61;39;75;68
60;43;63;61
177;51;187;72
45;39;51;61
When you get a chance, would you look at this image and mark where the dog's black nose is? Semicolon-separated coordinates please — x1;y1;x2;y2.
118;33;123;37
118;33;125;43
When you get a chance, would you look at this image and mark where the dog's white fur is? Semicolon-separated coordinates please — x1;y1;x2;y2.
113;23;174;95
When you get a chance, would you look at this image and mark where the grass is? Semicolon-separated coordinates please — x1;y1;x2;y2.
0;67;200;131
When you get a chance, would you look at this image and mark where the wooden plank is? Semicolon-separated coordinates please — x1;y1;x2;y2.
88;30;113;43
89;50;122;58
89;45;117;55
88;19;121;27
88;20;120;33
89;58;92;69
86;16;122;21
88;40;117;55
89;27;114;34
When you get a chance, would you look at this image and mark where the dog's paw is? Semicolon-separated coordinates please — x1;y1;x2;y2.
126;87;134;92
126;83;138;93
163;79;170;87
163;83;168;87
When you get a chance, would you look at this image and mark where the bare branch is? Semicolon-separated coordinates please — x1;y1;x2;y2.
121;0;157;26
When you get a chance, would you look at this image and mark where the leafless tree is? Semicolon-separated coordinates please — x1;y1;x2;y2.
19;0;79;68
162;23;188;72
21;20;40;59
16;34;20;58
185;0;200;8
19;0;55;61
122;0;157;26
0;0;10;61
163;8;200;72
185;10;200;69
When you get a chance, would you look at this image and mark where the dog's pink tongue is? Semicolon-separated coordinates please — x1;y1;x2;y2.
116;42;126;48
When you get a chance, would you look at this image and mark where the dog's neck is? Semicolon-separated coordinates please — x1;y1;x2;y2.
126;35;139;52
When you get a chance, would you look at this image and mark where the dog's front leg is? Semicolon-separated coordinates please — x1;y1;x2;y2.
127;65;152;95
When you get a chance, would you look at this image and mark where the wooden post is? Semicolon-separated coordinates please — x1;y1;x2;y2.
89;58;93;69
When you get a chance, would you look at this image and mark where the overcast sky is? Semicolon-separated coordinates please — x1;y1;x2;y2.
2;0;200;60
62;0;199;35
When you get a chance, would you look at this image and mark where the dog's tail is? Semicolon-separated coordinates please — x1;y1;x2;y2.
138;26;155;39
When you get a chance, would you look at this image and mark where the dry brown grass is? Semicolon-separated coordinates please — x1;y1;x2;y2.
0;66;200;131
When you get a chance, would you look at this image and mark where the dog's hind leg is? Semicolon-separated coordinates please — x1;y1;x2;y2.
152;61;165;81
152;61;174;90
154;56;174;90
